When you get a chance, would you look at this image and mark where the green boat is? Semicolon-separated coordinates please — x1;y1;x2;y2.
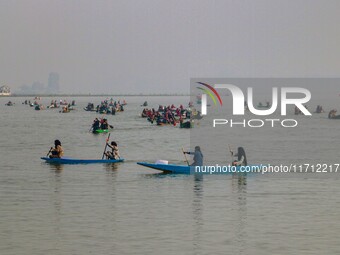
329;115;340;119
92;129;110;134
180;121;194;128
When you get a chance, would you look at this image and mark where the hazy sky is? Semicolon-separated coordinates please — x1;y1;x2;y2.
1;0;340;94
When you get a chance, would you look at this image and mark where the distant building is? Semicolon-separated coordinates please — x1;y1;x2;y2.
0;85;11;96
16;82;45;95
47;72;60;93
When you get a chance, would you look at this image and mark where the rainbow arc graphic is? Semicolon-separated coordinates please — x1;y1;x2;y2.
196;82;223;106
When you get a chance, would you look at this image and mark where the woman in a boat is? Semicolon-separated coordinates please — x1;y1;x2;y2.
62;105;69;113
92;118;100;131
184;146;203;166
105;141;120;160
328;109;337;119
49;140;64;158
315;105;324;113
100;119;109;129
231;147;247;166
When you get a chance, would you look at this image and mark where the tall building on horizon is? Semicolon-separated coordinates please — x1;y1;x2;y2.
47;72;60;93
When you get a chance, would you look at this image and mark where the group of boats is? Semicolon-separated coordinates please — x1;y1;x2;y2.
41;156;247;174
20;99;77;112
40;157;254;174
31;98;340;173
84;99;126;114
246;102;340;119
17;97;129;115
141;104;201;128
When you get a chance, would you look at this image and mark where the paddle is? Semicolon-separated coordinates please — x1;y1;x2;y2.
228;144;234;165
182;147;190;166
47;147;53;157
102;133;111;159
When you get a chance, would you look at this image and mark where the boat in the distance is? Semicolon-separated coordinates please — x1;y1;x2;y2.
329;115;340;119
5;101;14;106
257;102;271;108
41;157;124;164
328;109;340;119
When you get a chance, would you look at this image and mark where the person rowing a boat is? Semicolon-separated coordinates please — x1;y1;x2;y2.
231;147;247;166
49;140;64;158
328;109;337;119
100;119;109;129
92;118;100;131
184;146;203;166
315;105;324;113
105;141;120;160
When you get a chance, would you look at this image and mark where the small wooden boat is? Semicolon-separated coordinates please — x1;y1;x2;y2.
84;108;96;112
329;115;340;119
92;129;110;134
41;157;124;164
137;162;263;174
179;121;193;128
137;162;191;174
257;103;270;109
328;110;340;119
5;101;14;106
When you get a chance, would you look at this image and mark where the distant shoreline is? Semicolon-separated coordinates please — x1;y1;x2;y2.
2;94;190;97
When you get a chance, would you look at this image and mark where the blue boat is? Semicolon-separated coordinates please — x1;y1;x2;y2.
41;157;124;164
137;162;191;174
137;162;263;174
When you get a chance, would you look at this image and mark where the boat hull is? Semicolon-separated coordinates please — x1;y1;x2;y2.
41;157;124;164
92;129;110;134
329;115;340;119
137;162;191;174
84;108;96;111
137;162;263;174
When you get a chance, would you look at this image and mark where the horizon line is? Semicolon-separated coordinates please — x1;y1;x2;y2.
5;93;191;97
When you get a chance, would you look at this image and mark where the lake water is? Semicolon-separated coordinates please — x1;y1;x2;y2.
1;96;340;255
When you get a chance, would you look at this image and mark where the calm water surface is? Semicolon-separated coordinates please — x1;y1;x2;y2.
0;96;340;255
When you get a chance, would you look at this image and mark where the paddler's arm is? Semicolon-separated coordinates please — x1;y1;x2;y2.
184;151;194;155
233;155;244;166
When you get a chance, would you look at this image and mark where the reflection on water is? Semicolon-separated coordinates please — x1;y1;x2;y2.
2;96;340;255
141;172;181;179
104;163;119;172
192;175;204;254
49;168;63;252
48;163;64;172
232;174;247;255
